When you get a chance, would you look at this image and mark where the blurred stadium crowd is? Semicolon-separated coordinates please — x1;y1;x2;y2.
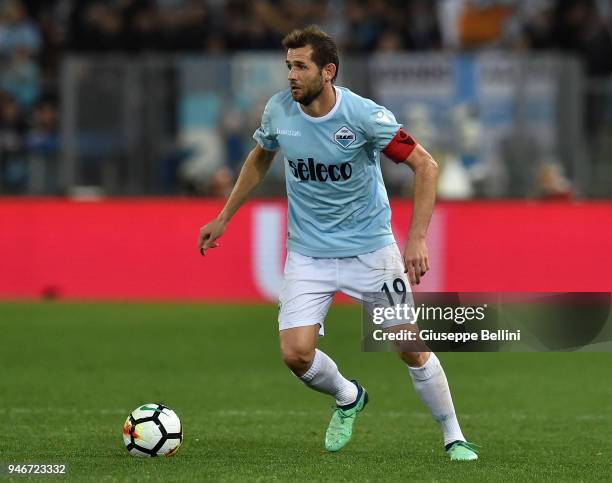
1;0;612;197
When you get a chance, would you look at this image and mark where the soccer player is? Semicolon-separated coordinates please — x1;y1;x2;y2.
198;26;478;461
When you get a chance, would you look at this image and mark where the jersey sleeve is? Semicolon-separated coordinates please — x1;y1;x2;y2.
363;103;403;151
252;98;279;151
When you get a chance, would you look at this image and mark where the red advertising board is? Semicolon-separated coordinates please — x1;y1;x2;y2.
0;199;610;301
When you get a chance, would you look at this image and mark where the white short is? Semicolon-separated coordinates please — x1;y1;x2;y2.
278;243;412;335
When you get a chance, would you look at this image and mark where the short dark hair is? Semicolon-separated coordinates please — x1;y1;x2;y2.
282;25;339;82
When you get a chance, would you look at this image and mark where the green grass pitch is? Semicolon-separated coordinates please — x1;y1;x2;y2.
1;302;610;481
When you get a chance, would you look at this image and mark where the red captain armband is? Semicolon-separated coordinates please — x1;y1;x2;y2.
382;128;417;163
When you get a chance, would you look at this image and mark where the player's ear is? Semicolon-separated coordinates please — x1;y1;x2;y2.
324;63;336;83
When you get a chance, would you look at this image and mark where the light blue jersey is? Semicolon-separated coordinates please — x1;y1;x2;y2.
253;86;402;258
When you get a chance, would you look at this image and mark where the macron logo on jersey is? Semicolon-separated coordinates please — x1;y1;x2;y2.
334;126;356;148
375;110;394;125
276;128;301;137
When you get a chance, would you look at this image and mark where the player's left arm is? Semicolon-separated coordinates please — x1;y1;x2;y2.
383;129;439;285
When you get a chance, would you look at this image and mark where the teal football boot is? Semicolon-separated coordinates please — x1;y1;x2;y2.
324;380;368;452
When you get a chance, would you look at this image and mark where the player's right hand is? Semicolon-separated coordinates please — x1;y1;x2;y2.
198;217;227;256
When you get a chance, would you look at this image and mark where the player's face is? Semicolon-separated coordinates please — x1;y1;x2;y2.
286;46;325;106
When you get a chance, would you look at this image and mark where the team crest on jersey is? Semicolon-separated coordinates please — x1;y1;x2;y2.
334;126;356;148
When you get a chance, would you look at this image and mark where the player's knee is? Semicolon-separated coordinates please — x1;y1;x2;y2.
399;351;430;367
281;346;315;374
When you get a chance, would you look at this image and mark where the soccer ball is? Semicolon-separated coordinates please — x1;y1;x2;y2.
123;403;183;457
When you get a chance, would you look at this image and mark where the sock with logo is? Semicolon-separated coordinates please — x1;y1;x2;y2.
407;352;466;446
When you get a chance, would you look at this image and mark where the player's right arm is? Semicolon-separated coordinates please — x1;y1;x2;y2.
198;144;276;256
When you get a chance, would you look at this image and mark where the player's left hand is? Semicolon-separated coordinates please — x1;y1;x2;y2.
403;236;429;285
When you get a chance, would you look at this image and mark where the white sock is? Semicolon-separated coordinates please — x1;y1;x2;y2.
408;352;466;446
299;349;358;407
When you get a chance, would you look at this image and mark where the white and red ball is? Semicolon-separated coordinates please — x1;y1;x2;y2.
123;403;182;457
